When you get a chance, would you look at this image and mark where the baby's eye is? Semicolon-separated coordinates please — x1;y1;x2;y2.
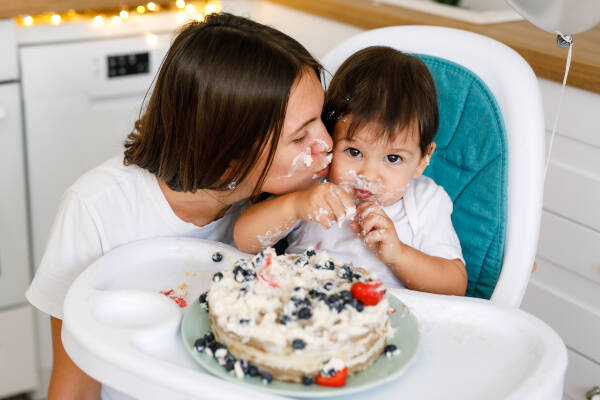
385;154;402;164
345;147;362;158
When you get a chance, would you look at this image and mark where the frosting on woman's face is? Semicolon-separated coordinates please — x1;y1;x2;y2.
260;70;333;195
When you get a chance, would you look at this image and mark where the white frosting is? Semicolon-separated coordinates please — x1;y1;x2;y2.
207;248;394;374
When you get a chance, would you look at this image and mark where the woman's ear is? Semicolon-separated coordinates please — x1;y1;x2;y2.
413;142;436;179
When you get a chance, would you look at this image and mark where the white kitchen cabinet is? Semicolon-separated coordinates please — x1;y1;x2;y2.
0;19;18;82
521;78;600;399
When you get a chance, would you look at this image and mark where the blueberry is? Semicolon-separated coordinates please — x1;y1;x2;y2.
327;294;339;304
291;296;302;306
306;249;316;257
224;352;235;363
203;331;215;343
323;282;334;291
193;338;206;352
326;260;335;270
340;265;353;280
212;252;223;262
292;339;305;350
198;292;208;304
248;364;259;377
353;299;365;312
294;286;301;291
295;256;309;266
212;272;223;283
302;375;313;385
279;315;291;325
327;368;336;376
308;289;320;298
353;273;361;280
340;290;352;301
261;373;273;384
225;359;235;372
384;344;398;356
297;307;312;319
208;341;225;354
239;318;250;326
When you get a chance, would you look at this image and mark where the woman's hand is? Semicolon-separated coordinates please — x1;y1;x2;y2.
293;183;356;229
351;201;403;266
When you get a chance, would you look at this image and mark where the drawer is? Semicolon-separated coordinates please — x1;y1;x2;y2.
0;304;38;397
0;19;18;81
0;82;31;307
564;348;600;400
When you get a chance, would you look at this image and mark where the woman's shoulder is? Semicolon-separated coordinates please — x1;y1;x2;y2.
67;154;149;202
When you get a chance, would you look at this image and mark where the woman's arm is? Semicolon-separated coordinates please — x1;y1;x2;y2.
234;183;356;253
48;317;101;400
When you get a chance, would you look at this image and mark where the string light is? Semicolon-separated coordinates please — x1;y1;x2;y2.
176;0;186;9
93;15;104;26
205;3;217;14
51;14;61;24
147;2;157;11
23;15;34;26
176;11;188;23
120;10;129;19
185;4;196;14
137;5;146;14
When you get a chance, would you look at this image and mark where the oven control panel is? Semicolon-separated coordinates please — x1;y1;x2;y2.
107;52;150;78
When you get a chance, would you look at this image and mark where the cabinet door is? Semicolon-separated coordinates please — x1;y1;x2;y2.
0;83;31;307
0;19;18;81
0;304;38;396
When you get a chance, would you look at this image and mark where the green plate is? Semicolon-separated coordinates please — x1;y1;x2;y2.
181;294;419;398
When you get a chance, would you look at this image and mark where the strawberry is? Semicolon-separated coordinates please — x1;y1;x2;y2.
315;367;348;387
350;282;385;306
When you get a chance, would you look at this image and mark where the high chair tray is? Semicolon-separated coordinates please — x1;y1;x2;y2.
62;237;567;400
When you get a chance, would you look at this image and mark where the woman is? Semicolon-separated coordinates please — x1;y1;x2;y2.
26;13;332;399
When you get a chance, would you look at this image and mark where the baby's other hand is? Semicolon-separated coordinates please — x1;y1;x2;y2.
354;201;403;266
293;183;355;229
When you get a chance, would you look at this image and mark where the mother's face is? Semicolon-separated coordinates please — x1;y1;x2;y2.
258;70;333;195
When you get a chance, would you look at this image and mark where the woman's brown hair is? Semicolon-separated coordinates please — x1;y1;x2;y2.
322;46;438;156
124;13;322;194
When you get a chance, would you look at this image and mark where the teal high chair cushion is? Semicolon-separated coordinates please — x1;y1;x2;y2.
417;54;508;299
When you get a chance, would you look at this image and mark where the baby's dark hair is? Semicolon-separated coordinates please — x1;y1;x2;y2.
323;46;438;156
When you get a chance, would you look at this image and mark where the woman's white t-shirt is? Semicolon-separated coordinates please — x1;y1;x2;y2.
25;155;246;400
286;175;464;288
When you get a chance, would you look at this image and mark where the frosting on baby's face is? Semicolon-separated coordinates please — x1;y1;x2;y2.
329;117;433;206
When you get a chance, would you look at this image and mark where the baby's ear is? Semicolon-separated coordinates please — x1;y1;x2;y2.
413;142;436;179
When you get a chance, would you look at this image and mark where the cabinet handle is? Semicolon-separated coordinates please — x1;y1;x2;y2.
0;106;6;120
587;386;600;400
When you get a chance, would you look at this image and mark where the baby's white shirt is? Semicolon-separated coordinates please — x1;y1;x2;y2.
286;175;464;288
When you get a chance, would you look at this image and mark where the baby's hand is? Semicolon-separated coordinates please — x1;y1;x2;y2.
293;183;356;229
351;201;402;266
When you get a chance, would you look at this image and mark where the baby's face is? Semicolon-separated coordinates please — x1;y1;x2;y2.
329;118;433;206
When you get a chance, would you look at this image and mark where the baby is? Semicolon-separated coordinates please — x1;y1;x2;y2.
234;46;467;295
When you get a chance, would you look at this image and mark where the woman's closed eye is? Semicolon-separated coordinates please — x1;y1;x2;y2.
292;134;307;144
345;147;362;158
385;154;403;164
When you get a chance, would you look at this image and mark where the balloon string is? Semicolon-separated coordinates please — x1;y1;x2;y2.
545;32;573;179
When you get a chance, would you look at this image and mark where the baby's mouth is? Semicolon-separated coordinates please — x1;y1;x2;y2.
353;188;372;200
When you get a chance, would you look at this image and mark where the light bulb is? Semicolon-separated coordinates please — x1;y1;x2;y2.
205;3;216;14
23;16;34;26
120;10;129;19
51;14;61;24
176;11;187;23
185;4;196;14
176;0;186;9
137;5;146;14
93;15;104;26
147;2;157;11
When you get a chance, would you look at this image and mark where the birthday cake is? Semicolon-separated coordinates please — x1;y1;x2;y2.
197;247;397;386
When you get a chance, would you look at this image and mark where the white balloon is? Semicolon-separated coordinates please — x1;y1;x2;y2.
506;0;600;35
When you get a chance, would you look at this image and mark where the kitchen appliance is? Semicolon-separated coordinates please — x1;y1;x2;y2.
0;18;38;398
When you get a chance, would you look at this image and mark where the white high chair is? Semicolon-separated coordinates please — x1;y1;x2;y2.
320;25;545;308
61;27;565;400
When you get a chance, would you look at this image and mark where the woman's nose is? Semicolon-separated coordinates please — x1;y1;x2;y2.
310;121;333;153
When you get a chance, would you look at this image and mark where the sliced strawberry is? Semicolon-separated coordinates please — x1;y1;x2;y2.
315;367;348;387
350;282;385;306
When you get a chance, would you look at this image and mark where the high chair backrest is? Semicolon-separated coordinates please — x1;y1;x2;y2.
321;26;545;307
